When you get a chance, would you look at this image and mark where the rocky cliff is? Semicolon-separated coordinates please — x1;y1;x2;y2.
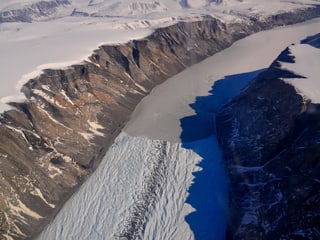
1;5;320;239
216;36;320;239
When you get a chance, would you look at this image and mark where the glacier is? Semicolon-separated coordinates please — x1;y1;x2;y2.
1;1;320;239
38;133;204;239
38;18;320;239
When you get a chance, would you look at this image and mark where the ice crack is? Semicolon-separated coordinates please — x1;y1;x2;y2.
115;140;168;240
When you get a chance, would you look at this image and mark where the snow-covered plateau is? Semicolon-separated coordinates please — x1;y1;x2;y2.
1;1;320;240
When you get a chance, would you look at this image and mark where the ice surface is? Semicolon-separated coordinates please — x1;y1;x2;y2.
38;134;228;240
38;133;202;239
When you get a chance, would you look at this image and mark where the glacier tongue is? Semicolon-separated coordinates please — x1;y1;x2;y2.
38;133;205;239
38;132;228;240
144;135;228;240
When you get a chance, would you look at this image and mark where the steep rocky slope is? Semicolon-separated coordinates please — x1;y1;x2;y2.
216;36;320;239
0;6;320;239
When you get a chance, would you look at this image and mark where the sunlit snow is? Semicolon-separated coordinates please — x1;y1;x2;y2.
280;44;320;103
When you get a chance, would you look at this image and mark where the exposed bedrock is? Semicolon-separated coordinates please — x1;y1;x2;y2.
0;6;320;239
216;38;320;239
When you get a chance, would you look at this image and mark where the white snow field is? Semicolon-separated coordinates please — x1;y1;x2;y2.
38;20;320;240
0;19;152;111
0;0;319;111
280;44;320;103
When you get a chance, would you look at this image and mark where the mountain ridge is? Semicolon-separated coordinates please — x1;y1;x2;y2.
216;33;320;239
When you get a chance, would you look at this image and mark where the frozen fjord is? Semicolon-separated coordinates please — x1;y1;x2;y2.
38;19;320;239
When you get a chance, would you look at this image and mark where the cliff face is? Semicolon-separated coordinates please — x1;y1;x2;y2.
0;16;237;239
216;38;320;239
0;6;320;239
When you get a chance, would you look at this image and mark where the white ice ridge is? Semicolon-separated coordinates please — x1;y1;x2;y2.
279;44;320;103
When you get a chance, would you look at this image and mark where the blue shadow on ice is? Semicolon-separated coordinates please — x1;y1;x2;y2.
180;69;265;240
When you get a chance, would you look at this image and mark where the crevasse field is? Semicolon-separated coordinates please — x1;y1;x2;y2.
37;19;320;240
